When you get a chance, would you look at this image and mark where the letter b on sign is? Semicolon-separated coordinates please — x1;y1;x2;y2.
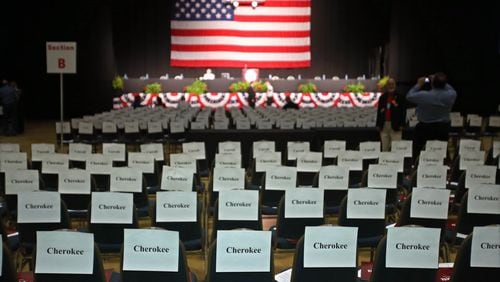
58;58;66;69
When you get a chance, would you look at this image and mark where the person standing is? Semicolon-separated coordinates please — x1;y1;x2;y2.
0;79;18;135
406;72;457;157
376;78;406;151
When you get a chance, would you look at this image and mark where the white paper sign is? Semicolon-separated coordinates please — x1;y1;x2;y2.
160;166;193;192
90;192;133;224
253;141;275;158
123;228;179;272
257;120;273;129
285;188;324;218
213;167;245;191
265;166;297;190
102;121;117;133
337;151;363;171
0;143;20;153
69;143;92;161
424;140;447;160
190;121;205;130
170;153;197;173
419;151;444;166
489;116;500;128
450;112;463;127
378;152;404;172
410;188;450;219
219;141;241;154
156;191;197;222
460;151;485;170
147;121;163;134
35;231;93;275
128;152;155;174
236;119;251;130
0;152;27;172
218;190;259;221
303;226;358;268
287;142;310;160
216;230;272;272
18;191;60;223
367;164;398;189
182;142;205;160
86;154;112;175
124;121;139;133
58;169;91;194
465;165;497;189
493;141;500;158
417;165;448;188
55;121;71;134
296;152;322;172
256;152;281;172
41;154;69;174
467;115;482;127
215;153;241;168
459;139;481;155
470;226;500;267
346;188;386;219
359;142;380;159
467;185;500;214
323;140;346;158
110;167;143;193
78;122;93;135
102;143;126;162
31;143;55;161
46;42;77;73
318;166;349;190
140;143;164;161
385;227;440;269
5;169;40;194
391;140;413;157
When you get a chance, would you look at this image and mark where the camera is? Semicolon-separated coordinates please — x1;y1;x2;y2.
424;77;430;83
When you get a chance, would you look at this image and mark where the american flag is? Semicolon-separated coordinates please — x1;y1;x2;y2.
171;0;311;68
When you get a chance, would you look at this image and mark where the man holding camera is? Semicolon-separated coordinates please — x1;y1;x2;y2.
406;72;457;158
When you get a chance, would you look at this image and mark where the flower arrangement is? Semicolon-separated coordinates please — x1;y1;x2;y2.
377;76;390;91
251;80;268;92
229;81;250;92
184;79;208;95
112;75;124;91
144;82;162;93
297;82;317;93
342;82;365;93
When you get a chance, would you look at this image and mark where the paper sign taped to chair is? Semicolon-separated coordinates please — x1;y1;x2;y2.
467;185;500;214
128;152;155;174
216;230;272;272
386;227;440;269
296;152;322;172
123;228;179;272
378;152;404;172
419;151;444;166
18;191;61;223
35;231;93;274
0;152;27;172
493;141;500;159
213;167;245;192
219;141;241;154
253;141;275;158
41;153;69;174
367;164;398;189
359;142;380;159
156;191;197;222
124;121;139;133
69;143;92;161
465;165;497;189
347;188;386;219
424;141;447;159
318;165;349;190
215;153;241;168
86;154;112;175
91;192;133;224
256;152;281;172
459;151;485;170
285;188;324;218
102;121;117;133
78;122;93;135
147;121;162;134
218;190;259;221
265;166;297;190
391;140;413;157
417;165;447;189
140;143;164;161
110;167;142;193
58;169;91;194
170;153;197;173
102;143;126;161
287;141;310;160
5;169;39;195
304;226;358;268
459;139;481;155
410;188;450;219
31;143;55;161
470;226;500;268
161;166;194;192
182;142;205;160
323;140;346;158
337;151;363;171
0;143;20;153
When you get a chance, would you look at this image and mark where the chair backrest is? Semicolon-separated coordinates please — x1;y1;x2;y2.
1;243;17;282
397;194;447;240
455;191;500;240
290;236;357;282
211;199;263;241
276;195;325;242
451;231;500;282
34;242;106;282
206;240;275;282
370;236;437;282
338;195;386;240
120;240;191;282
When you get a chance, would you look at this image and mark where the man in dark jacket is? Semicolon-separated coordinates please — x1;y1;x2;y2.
376;78;406;151
0;79;18;135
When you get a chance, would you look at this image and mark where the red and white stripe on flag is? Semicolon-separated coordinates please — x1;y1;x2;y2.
170;0;311;68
